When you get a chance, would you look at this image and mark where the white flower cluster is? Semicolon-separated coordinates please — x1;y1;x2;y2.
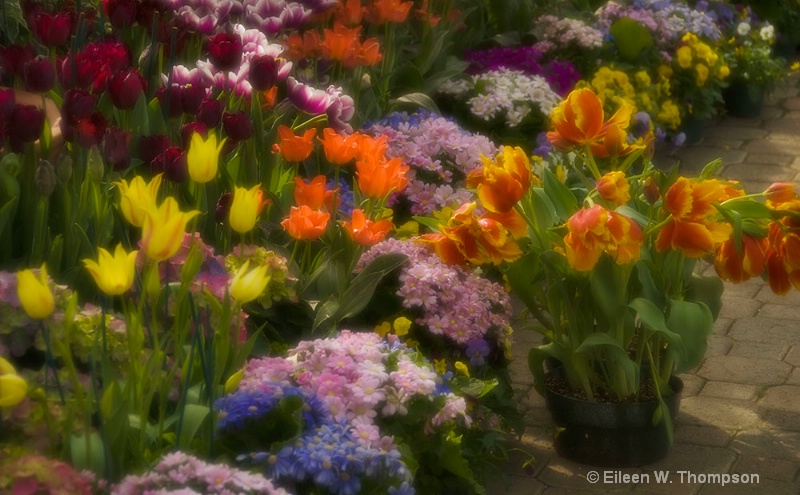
537;15;604;50
441;69;561;127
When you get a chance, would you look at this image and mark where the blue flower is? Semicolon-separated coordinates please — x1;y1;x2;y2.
214;390;279;432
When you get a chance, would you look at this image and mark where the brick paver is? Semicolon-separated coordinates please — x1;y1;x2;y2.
494;76;800;494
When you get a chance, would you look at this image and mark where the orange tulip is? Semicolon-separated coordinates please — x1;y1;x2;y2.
765;182;797;208
589;122;646;158
417;233;467;265
564;205;643;271
356;156;409;200
272;125;317;162
336;0;364;25
294;175;339;212
356;38;383;66
319;127;358;165
547;88;634;151
322;22;361;61
714;235;768;283
654;218;732;258
342;209;393;246
596;171;631;206
281;205;330;240
352;133;389;162
766;250;793;295
369;0;413;23
467;146;535;213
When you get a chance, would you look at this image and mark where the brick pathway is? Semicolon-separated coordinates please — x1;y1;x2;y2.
493;77;800;495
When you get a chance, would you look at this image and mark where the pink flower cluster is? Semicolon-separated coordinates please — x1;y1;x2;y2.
358;239;513;348
112;451;288;494
238;330;472;449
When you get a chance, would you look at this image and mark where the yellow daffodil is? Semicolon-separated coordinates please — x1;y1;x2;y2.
0;357;28;408
115;174;163;227
187;132;226;183
141;197;200;261
229;185;268;234
393;316;412;336
16;263;54;319
229;260;271;304
82;244;138;295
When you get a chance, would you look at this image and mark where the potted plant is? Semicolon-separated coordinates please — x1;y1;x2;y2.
419;87;800;466
719;14;787;118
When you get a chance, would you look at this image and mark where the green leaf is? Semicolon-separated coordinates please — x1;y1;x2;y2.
699;158;723;180
392;92;441;114
528;343;562;396
610;17;654;62
685;273;724;321
667;299;713;373
542;167;578;220
505;252;544;315
411;215;444;231
0;195;19;240
177;404;210;449
720;197;772;219
69;432;106;475
628;297;684;351
529;188;558;229
590;256;623;322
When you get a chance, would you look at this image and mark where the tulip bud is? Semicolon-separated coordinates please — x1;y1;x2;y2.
35;159;57;196
643;177;660;204
207;32;243;72
109;69;146;110
104;0;138;29
55;152;73;182
222;110;253;141
102;126;132;171
87;146;105;182
361;73;372;89
196;98;222;128
22;56;56;94
249;55;279;90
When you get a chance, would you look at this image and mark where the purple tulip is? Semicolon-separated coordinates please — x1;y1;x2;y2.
222;111;253;141
207;32;243;72
152;147;188;183
196;98;223;128
30;11;72;47
105;0;138;29
248;54;280;90
23;56;56;94
138;134;170;168
102;126;133;171
8;104;45;151
286;77;332;115
155;85;184;118
109;69;146;110
0;44;37;79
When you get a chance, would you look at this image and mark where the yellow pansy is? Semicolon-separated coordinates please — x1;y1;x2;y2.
676;46;693;69
393;317;412;336
695;64;709;86
454;361;470;378
374;321;391;338
433;358;447;375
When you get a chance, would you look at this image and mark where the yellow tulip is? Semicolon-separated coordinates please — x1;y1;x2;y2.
16;263;54;319
229;260;271;304
229;185;267;234
0;357;28;408
82;244;139;295
115;174;163;227
141;197;200;261
187;132;226;183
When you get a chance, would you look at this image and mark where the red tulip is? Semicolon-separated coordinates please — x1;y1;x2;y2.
155;85;183;118
223;111;253;141
207;33;243;72
30;11;72;47
102;126;132;171
137;134;170;168
151;147;188;183
104;0;138;29
109;69;145;110
180;84;206;115
8;104;45;151
196;98;222;128
249;55;279;90
0;44;36;79
23;56;56;94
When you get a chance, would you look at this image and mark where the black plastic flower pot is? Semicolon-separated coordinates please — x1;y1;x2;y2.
543;374;683;468
724;81;765;119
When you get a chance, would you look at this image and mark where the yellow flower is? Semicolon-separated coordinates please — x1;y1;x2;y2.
791;61;800;71
82;244;138;296
229;185;267;234
634;71;651;88
676;46;693;69
141;197;200;261
374;321;391;338
694;43;713;64
695;64;709;86
454;361;470;378
393;316;412;336
229;260;271;304
0;357;28;408
717;65;730;79
16;263;54;319
187;132;226;183
433;358;447;375
115;174;163;227
657;64;673;80
657;100;682;130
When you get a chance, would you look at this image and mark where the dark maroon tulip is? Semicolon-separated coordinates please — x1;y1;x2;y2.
196;98;222;128
138;134;170;168
31;11;72;47
23;56;56;94
155;85;183;118
151;147;187;183
60;89;97;142
180;84;206;115
108;69;145;109
249;55;279;90
135;0;162;28
222;111;252;141
180;122;208;149
104;0;138;29
75;113;109;148
0;88;16;123
8;104;45;151
207;33;243;72
0;44;37;79
102;126;132;171
214;192;233;223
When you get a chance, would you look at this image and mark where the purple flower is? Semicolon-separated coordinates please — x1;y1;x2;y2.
286;77;332;115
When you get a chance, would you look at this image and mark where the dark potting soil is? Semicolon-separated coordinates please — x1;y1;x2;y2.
544;372;666;404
